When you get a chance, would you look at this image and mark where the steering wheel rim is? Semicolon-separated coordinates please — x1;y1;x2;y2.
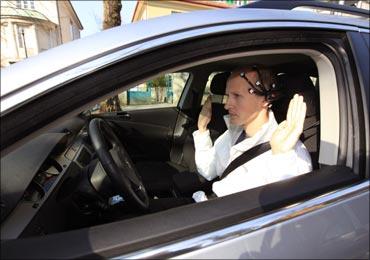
89;118;149;210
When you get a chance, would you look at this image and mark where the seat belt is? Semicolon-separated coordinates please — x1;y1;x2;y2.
218;119;319;181
218;141;271;181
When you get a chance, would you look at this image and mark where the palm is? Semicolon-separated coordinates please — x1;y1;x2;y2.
198;96;212;131
271;94;307;154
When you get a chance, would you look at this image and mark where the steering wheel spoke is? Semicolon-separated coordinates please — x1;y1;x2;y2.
89;118;149;210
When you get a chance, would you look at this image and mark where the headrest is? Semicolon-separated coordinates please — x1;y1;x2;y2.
275;73;318;117
210;72;230;95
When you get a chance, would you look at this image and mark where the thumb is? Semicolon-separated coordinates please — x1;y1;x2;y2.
276;120;288;131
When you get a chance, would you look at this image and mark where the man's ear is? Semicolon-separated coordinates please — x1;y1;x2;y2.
262;99;270;108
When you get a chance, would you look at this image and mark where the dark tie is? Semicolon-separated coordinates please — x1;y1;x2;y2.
235;131;246;145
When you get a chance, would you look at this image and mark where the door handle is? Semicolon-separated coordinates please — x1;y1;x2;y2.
116;111;131;120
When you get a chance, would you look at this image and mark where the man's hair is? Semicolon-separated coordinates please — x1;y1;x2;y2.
231;64;281;103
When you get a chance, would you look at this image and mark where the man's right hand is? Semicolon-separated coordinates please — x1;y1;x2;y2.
198;96;212;132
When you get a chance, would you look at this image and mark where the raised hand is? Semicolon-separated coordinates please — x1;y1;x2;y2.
198;96;212;132
270;94;307;154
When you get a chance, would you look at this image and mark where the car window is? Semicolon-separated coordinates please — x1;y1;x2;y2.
92;72;190;113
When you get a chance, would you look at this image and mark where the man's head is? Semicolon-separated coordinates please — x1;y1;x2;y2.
224;65;278;126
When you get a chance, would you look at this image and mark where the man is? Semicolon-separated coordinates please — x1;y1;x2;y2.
192;66;312;201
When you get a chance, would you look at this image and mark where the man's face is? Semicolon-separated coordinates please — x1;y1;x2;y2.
224;71;265;126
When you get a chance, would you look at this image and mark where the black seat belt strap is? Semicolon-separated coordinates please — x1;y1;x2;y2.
219;142;271;181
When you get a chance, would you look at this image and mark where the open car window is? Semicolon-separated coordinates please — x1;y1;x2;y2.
91;72;190;114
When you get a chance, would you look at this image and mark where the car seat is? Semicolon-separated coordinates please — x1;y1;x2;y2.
171;72;230;195
207;72;230;138
137;72;231;196
272;73;320;169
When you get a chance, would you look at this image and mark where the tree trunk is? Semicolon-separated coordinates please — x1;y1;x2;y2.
103;0;122;111
103;0;122;29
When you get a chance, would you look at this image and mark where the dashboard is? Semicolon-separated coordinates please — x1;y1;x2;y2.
1;117;95;239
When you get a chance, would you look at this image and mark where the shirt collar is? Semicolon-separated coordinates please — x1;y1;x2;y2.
224;111;278;152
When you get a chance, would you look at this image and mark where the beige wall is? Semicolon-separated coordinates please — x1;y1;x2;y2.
34;1;59;24
1;21;58;66
1;0;82;67
133;0;226;22
1;19;40;64
1;21;16;66
36;23;59;52
57;0;81;43
1;1;59;23
133;0;369;22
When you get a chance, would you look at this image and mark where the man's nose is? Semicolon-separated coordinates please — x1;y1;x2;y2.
224;96;230;110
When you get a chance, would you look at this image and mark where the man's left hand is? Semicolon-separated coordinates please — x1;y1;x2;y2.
270;94;307;155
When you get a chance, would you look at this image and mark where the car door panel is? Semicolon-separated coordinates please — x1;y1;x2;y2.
96;107;179;162
175;191;369;259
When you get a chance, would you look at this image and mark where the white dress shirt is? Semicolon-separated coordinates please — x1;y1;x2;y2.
192;111;312;199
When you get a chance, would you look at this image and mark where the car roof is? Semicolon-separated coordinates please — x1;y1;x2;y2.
1;8;368;100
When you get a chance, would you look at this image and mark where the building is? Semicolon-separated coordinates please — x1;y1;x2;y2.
341;0;369;9
1;0;83;67
132;0;236;22
132;0;369;22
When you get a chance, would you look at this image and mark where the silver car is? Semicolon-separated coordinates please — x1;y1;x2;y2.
1;1;369;259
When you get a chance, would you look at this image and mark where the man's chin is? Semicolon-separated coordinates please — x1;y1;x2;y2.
229;118;242;126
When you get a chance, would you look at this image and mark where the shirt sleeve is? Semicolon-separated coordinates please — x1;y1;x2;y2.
193;129;219;181
266;141;313;182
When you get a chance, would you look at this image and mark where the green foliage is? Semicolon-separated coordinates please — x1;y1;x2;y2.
150;75;167;88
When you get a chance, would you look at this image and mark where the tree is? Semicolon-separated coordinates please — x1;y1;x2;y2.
103;0;122;30
102;0;122;111
150;75;167;103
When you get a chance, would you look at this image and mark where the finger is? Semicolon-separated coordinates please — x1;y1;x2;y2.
286;96;294;126
287;94;298;126
200;108;211;117
297;95;304;122
204;95;211;105
291;94;300;124
204;95;212;106
276;120;288;131
206;98;212;112
292;100;306;137
297;101;307;133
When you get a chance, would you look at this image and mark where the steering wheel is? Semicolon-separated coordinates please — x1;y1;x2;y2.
89;118;149;210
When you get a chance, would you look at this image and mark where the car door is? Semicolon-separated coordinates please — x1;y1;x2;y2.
1;11;369;259
90;72;191;162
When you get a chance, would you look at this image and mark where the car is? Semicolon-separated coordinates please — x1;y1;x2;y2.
1;1;369;259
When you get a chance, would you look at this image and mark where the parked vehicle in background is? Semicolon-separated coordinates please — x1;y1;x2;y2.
1;1;369;259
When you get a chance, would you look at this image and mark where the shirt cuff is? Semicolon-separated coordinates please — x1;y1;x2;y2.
192;190;208;203
193;129;213;150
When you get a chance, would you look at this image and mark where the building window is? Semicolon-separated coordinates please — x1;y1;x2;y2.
69;20;74;40
16;0;35;9
17;26;25;48
48;29;52;48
